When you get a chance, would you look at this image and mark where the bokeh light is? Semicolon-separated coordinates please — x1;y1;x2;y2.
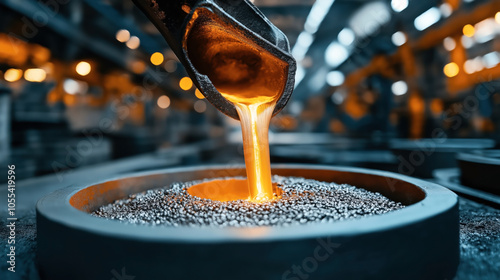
24;68;46;82
126;36;140;49
76;61;91;76
4;68;23;82
116;29;130;43
462;24;475;37
443;62;459;77
179;77;193;91
157;95;171;109
194;100;207;113
150;52;164;66
195;89;205;99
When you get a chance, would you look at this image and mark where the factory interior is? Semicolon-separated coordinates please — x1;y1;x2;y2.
0;0;499;279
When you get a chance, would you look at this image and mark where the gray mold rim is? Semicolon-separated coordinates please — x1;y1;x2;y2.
36;164;458;243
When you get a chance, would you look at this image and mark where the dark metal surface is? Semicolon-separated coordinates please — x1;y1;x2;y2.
37;165;458;280
390;139;495;178
434;168;500;208
457;150;500;195
132;0;296;120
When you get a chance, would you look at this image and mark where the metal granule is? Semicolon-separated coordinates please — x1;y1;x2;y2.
92;176;405;227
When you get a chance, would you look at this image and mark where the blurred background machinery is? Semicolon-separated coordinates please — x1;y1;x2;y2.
0;0;500;182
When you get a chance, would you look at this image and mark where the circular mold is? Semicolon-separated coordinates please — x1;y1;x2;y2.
37;165;459;280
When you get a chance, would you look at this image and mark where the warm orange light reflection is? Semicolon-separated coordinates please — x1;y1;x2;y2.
179;77;193;90
444;62;459;77
188;179;282;202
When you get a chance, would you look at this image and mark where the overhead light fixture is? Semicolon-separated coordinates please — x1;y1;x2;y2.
474;18;497;44
331;89;346;105
304;0;335;33
326;71;345;87
391;81;408;96
63;79;88;95
337;28;355;46
496;12;500;24
325;42;349;67
350;2;391;38
414;7;441;31
439;3;452;18
482;52;500;69
391;31;406;46
391;0;408;13
294;65;306;87
292;0;336;88
463;60;474;74
292;31;314;61
461;35;474;49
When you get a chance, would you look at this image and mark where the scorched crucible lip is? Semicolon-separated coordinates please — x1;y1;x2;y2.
36;165;459;280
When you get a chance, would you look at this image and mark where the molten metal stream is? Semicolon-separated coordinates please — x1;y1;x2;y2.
185;8;288;202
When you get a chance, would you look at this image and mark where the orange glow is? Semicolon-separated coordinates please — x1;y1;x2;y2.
150;52;164;65
179;77;193;90
496;12;500;24
76;61;91;76
31;44;51;65
188;179;282;202
130;60;146;74
185;8;288;202
181;4;191;13
462;24;475;37
430;99;444;115
4;68;22;82
157;95;170;109
195;89;205;99
443;62;459;77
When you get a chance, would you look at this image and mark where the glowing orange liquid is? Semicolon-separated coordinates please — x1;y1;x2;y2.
185;8;288;202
